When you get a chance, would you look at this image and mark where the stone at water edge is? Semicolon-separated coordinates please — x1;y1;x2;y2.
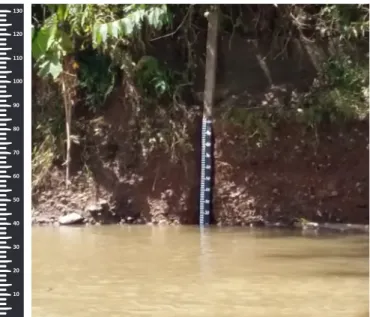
58;212;84;225
85;204;103;215
85;199;109;216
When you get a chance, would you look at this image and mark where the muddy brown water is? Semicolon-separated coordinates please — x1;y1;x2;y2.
32;226;369;317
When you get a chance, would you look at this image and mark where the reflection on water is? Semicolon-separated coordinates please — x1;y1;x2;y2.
32;226;369;317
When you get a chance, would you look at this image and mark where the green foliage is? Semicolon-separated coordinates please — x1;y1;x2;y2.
135;56;176;99
32;13;73;79
32;4;172;80
32;81;65;188
325;56;368;93
77;52;117;112
31;3;369;177
318;4;369;40
32;4;89;79
92;5;171;48
223;52;369;145
299;55;369;126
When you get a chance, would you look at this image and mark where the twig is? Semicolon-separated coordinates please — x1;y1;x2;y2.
63;71;77;77
152;166;159;191
289;12;310;29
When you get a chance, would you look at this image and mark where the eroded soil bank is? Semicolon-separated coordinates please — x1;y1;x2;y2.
32;94;369;227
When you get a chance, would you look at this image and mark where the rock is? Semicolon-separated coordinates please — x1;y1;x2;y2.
58;212;84;225
302;221;319;230
85;200;111;223
98;199;109;208
158;219;168;225
85;203;103;215
37;217;52;225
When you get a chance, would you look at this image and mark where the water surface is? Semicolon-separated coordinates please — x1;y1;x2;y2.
33;226;369;317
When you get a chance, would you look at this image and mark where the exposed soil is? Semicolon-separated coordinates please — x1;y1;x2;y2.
213;121;369;226
32;88;369;227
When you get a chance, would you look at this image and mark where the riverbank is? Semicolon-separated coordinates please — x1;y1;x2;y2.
32;3;369;232
32;209;369;236
32;116;369;227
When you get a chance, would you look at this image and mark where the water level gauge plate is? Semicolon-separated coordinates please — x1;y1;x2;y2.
0;4;24;317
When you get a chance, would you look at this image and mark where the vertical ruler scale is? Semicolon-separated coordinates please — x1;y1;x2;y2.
0;4;23;317
199;117;212;226
199;8;218;226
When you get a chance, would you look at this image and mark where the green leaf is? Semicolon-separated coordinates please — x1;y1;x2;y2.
91;5;170;49
92;24;101;46
147;5;169;29
56;4;68;21
92;23;108;46
37;54;63;80
122;17;134;35
80;5;90;29
46;22;58;50
100;23;108;43
32;27;52;61
32;14;58;61
110;20;120;39
49;61;63;80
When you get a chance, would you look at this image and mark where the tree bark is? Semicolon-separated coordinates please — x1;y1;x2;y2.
203;6;220;118
61;76;71;188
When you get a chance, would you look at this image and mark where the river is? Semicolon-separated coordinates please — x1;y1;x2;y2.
32;226;369;317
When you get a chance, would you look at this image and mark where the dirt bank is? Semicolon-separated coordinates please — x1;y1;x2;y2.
213;121;369;226
32;88;369;226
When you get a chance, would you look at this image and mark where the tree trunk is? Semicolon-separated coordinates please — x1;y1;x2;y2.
61;77;71;188
203;5;220;117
